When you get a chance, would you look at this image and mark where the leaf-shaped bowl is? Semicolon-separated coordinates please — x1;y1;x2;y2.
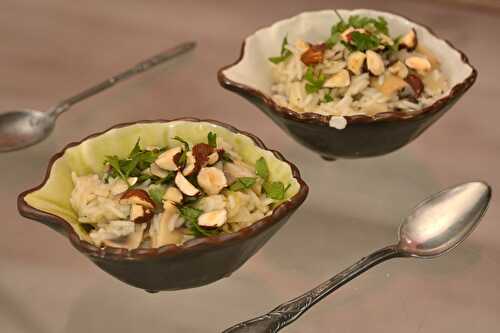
218;9;477;160
17;119;308;292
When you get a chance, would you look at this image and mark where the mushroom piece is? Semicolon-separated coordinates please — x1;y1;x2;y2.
323;69;350;88
174;171;200;196
366;50;385;76
155;146;182;171
129;204;154;224
399;28;418;51
197;167;228;195
103;223;146;250
151;202;183;248
198;209;227;228
404;74;424;98
163;186;183;204
388;61;409;79
120;189;155;209
372;73;409;97
405;56;432;75
150;163;169;178
347;51;366;75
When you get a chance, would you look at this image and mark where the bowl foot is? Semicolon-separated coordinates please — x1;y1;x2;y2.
146;289;159;294
321;155;336;161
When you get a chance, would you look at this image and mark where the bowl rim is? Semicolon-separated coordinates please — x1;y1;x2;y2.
217;8;478;126
17;118;309;261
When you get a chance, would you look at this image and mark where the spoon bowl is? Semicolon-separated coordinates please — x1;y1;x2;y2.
398;181;491;258
0;110;55;152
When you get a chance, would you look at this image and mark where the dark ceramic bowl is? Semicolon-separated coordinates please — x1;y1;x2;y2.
218;9;477;160
17;119;308;292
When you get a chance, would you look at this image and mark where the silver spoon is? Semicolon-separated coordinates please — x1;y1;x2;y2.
0;41;196;153
223;181;492;333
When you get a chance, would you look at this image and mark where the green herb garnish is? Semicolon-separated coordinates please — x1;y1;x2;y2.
148;184;166;207
229;177;257;191
269;36;293;64
263;181;287;200
304;66;326;94
323;91;334;103
221;151;233;163
207;132;217;148
349;31;380;52
173;136;190;151
255;157;269;180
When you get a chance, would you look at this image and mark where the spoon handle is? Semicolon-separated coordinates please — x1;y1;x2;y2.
223;246;400;333
48;41;196;117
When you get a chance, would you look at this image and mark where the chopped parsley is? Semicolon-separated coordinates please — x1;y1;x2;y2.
349;31;380;52
229;177;257;191
207;132;217;148
304;66;326;94
269;36;293;64
255;157;269;180
104;138;161;184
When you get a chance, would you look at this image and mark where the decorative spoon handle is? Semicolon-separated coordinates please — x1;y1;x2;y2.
223;246;400;333
48;41;196;117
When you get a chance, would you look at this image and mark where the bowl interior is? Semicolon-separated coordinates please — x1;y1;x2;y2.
23;120;302;244
222;9;473;101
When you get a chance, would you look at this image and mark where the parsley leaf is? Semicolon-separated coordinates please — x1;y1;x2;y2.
173;136;190;151
105;155;126;181
269;36;293;64
207;132;217;148
304;66;326;94
229;177;257;191
148;184;166;207
221;151;233;163
255;157;269;180
350;31;380;51
323;90;334;103
263;181;286;200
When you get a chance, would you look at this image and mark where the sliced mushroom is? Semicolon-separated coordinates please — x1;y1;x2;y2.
340;27;366;42
174;171;200;196
399;28;417;51
129;204;154;224
347;51;366;75
366;50;385;76
110;180;128;195
120;189;155;209
388;61;409;79
182;152;196;176
372;73;409;97
198;209;227;228
405;56;432;75
151;202;183;248
323;69;350;88
103;223;146;250
405;74;424;98
150;163;169;178
197;167;228;195
163;186;183;204
155;146;182;171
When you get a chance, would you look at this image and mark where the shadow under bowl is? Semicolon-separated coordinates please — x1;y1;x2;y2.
17;118;308;292
218;9;477;160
